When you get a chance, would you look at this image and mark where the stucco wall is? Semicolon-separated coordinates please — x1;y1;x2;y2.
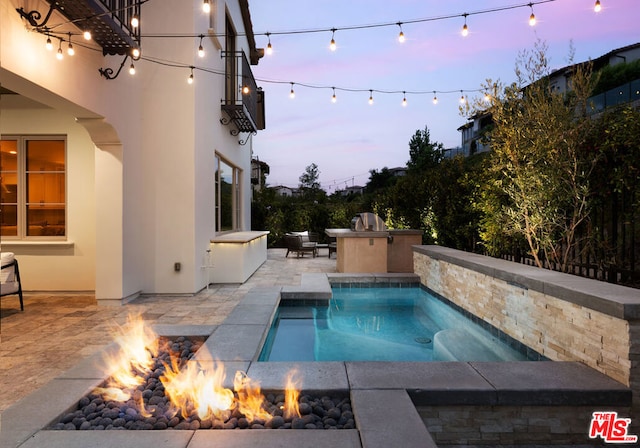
0;107;96;291
1;0;259;299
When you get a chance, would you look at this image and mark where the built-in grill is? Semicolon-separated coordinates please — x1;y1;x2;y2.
350;212;387;232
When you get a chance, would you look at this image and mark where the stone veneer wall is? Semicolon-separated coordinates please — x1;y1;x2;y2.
418;405;630;445
413;246;640;409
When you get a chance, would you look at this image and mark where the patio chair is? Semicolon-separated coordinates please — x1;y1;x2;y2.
1;252;24;311
284;234;317;258
308;231;329;256
328;237;337;258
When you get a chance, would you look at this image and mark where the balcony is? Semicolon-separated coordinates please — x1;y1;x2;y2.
43;0;140;55
221;51;265;135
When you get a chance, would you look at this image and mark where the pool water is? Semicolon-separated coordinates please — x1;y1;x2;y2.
258;286;532;362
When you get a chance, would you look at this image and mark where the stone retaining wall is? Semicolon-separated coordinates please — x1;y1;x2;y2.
413;246;640;420
417;405;630;445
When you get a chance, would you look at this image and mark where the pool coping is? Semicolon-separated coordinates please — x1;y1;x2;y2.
1;274;631;448
414;245;640;320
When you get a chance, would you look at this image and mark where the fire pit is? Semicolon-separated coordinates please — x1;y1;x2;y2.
49;316;353;431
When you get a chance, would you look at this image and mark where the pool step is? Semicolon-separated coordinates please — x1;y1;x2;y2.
433;328;505;362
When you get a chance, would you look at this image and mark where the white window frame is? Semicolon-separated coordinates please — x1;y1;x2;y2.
0;135;67;240
215;153;241;234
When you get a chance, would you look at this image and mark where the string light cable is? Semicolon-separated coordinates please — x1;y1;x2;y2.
136;0;558;46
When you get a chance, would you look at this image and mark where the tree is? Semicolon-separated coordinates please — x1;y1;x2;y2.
466;40;597;271
299;163;321;190
407;126;444;172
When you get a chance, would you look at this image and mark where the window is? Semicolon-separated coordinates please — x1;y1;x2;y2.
215;154;240;233
225;14;237;103
0;137;66;238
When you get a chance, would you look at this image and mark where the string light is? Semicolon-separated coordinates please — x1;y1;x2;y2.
266;32;273;55
242;85;250;94
56;40;63;60
132;47;141;59
331;87;337;103
289;82;295;98
129;62;136;75
131;14;139;29
67;33;74;56
397;22;405;43
484;92;491;102
197;34;205;57
402;91;407;107
83;30;92;40
432;92;438;105
459;91;466;104
45;34;53;51
202;0;211;13
594;0;602;12
528;3;536;26
188;66;194;84
368;90;374;105
461;13;469;37
329;28;337;51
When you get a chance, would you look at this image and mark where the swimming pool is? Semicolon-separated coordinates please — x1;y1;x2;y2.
259;285;537;362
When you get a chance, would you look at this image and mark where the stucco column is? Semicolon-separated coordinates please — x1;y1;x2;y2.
76;118;125;305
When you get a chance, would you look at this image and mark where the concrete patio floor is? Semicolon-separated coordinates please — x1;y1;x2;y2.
0;248;335;414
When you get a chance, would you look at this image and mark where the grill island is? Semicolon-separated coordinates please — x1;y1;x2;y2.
326;213;422;273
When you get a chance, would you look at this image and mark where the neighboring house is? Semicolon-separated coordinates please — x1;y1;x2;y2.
1;0;266;304
388;167;408;177
336;185;365;196
272;186;295;197
456;111;493;158
547;42;640;95
456;42;640;157
251;158;270;192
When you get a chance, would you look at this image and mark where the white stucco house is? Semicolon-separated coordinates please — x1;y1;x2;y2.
1;0;267;305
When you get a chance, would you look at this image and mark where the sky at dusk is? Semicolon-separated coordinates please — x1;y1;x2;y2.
247;0;638;192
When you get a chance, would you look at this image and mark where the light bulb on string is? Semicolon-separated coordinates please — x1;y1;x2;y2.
289;82;295;99
197;35;205;57
45;34;53;51
129;63;136;75
67;34;74;56
402;92;407;107
397;22;405;43
56;40;63;60
188;67;194;84
461;14;469;37
432;92;438;105
459;91;466;104
266;33;273;55
368;90;374;105
484;92;491;102
83;30;91;40
132;47;141;59
329;28;337;51
528;3;536;26
331;87;337;103
203;0;211;13
131;14;139;29
242;85;250;94
594;0;601;12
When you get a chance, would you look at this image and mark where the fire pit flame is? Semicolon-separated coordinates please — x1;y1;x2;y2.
233;370;272;422
283;369;301;419
161;347;234;420
99;314;159;401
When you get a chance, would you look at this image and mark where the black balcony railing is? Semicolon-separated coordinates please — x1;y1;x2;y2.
221;51;265;135
44;0;140;55
588;79;640;114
